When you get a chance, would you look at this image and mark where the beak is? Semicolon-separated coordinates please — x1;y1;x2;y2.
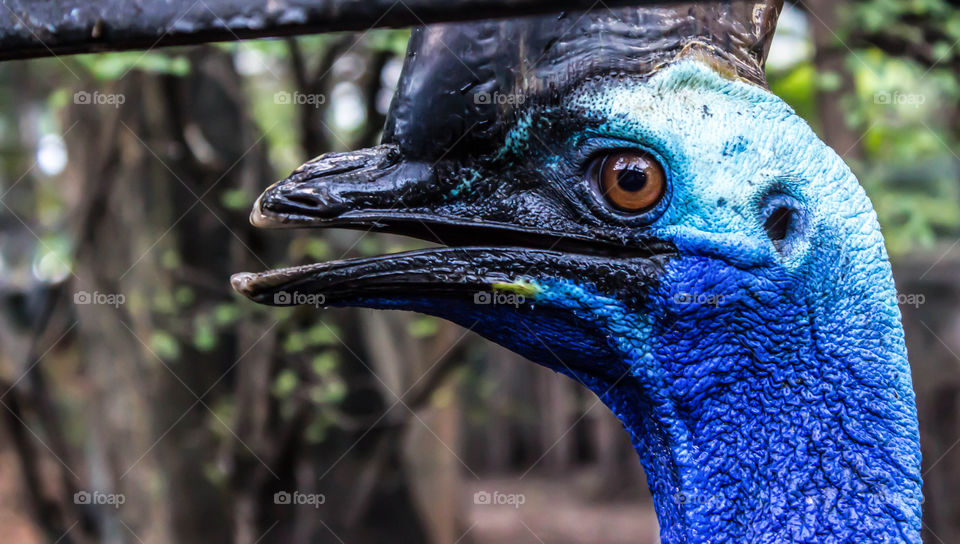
232;246;617;306
249;144;435;230
232;145;672;307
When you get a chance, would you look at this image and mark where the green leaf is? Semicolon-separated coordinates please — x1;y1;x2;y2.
304;238;330;261
47;88;70;110
310;380;346;404
932;41;955;61
75;52;190;80
194;320;217;352
152;290;176;314
272;369;299;398
306;323;338;346
283;332;307;353
213;304;240;326
367;29;412;55
945;15;960;40
358;236;382;257
220;188;252;211
769;63;816;121
149;331;181;360
161;249;181;270
311;352;339;376
816;71;843;92
407;317;439;338
304;419;329;444
174;286;195;307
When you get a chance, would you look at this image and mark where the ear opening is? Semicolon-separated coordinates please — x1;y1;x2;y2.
759;191;806;258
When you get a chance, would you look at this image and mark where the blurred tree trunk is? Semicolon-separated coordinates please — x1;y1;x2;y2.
537;370;575;472
591;407;625;495
805;0;863;160
60;51;267;543
484;347;514;472
895;256;960;544
66;72;183;544
404;373;463;544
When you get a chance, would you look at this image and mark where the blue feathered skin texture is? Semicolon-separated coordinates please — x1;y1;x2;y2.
340;61;923;542
525;61;921;543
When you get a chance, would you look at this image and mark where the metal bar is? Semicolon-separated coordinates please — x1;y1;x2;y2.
0;0;684;62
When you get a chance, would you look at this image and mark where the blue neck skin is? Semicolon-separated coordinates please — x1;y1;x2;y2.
530;254;922;544
358;244;922;544
525;62;924;543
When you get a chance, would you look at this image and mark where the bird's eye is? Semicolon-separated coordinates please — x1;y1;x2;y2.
593;151;666;213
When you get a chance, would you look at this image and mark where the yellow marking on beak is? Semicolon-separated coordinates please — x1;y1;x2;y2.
492;279;542;297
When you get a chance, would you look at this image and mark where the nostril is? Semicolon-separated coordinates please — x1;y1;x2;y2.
285;193;320;207
265;187;346;219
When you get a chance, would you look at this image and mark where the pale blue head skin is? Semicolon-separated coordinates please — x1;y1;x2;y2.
488;60;922;542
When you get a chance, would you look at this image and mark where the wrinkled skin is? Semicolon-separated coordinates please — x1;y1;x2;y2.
234;61;923;543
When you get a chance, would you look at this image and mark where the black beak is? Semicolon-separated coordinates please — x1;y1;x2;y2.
250;144;436;230
230;246;629;306
231;144;672;307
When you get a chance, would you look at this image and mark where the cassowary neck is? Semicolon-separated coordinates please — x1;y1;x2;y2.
583;260;924;544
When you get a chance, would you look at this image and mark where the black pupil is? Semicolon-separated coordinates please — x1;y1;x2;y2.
616;167;648;192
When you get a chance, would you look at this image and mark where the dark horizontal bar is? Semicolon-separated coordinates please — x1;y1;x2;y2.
0;0;685;61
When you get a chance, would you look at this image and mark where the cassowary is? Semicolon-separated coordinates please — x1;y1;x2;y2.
232;1;923;541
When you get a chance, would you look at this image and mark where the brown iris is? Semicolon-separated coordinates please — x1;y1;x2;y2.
595;151;666;213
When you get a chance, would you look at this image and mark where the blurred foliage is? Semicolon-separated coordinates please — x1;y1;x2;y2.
846;0;960;53
0;8;958;542
231;31;409;171
33;32;413;442
74;51;192;79
769;2;960;255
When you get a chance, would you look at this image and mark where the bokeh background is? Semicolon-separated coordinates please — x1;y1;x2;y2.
0;1;958;543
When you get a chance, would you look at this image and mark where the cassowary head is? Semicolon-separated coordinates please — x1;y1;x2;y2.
233;2;923;542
